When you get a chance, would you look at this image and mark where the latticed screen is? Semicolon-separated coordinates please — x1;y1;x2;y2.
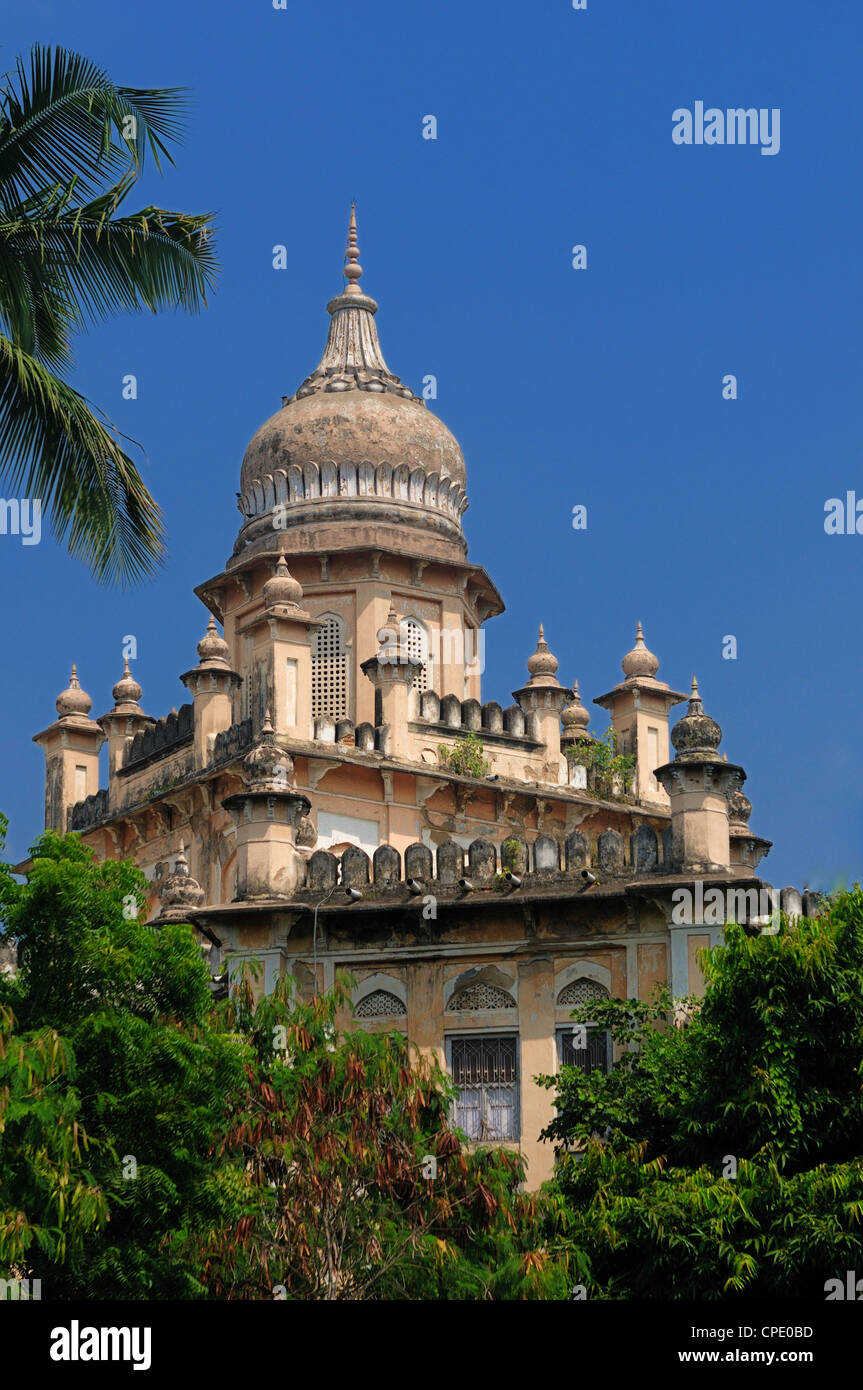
355;989;406;1018
557;1027;611;1075
402;618;430;693
449;983;516;1011
450;1035;519;1141
312;615;349;720
557;978;609;1008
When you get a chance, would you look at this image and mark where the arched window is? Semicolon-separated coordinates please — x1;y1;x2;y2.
354;989;407;1019
448;983;516;1011
557;978;609;1008
312;614;349;720
401;617;431;694
556;978;611;1075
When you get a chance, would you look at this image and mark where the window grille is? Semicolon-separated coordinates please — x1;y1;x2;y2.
401;618;430;693
354;989;406;1018
450;1034;519;1141
448;983;516;1011
557;978;609;1007
312;615;349;720
556;1026;612;1076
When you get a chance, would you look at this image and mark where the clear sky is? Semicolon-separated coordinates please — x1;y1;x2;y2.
1;0;860;890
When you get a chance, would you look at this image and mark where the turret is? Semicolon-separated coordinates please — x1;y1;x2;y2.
98;659;154;804
593;623;688;804
33;666;105;831
180;616;242;766
654;677;744;873
512;625;570;784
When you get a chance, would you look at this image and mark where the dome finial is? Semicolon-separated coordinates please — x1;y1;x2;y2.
622;621;660;679
262;552;303;609
112;654;143;709
56;664;93;719
526;624;560;683
343;202;363;295
670;675;723;761
562;678;590;733
196;613;230;666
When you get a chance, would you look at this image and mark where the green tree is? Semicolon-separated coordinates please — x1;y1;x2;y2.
0;821;574;1300
0;45;217;584
194;972;576;1300
539;891;863;1298
0;827;246;1298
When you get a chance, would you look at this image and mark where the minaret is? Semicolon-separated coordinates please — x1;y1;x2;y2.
560;678;592;785
593;623;688;804
180;615;242;767
221;711;311;900
512;625;570;784
33;666;105;831
98;659;154;804
361;601;422;758
654;677;746;873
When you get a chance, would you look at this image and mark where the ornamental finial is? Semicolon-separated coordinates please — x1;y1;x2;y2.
344;203;363;295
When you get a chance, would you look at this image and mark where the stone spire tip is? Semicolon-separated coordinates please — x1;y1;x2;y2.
343;202;363;295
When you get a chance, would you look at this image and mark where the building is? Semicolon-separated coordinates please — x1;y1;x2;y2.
32;209;800;1187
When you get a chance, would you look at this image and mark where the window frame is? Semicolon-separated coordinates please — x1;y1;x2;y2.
555;1023;613;1076
311;612;350;721
445;1030;521;1143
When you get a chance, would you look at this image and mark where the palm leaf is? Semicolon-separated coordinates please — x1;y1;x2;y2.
0;333;164;585
0;175;217;339
0;45;190;205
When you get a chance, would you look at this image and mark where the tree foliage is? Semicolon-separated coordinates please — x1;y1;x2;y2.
0;45;218;584
540;891;863;1299
0;824;572;1299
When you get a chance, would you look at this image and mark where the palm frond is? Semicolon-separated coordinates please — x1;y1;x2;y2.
0;333;164;585
0;44;190;205
0;176;217;338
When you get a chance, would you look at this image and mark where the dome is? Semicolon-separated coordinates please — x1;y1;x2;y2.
622;622;660;679
233;208;468;560
56;664;92;719
111;657;143;708
196;615;230;666
671;677;723;761
262;554;304;608
525;624;560;684
242;712;294;791
240;389;466;495
562;679;590;731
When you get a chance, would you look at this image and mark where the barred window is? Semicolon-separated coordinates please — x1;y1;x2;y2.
312;614;349;720
557;1026;611;1076
448;983;516;1011
557;978;611;1076
450;1034;519;1141
354;989;406;1019
557;978;609;1008
401;617;430;694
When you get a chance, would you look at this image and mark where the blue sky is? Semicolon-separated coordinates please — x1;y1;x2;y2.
1;0;860;889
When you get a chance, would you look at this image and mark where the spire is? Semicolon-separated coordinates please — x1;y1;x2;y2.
287;207;420;404
343;202;363;295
